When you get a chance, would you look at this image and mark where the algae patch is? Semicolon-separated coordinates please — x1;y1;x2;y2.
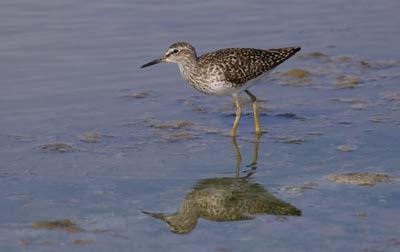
330;97;368;104
282;69;311;78
305;51;329;58
350;103;368;110
73;239;94;245
160;132;196;142
275;112;306;120
121;90;152;99
327;173;393;186
273;136;307;144
331;97;369;110
19;239;30;246
32;219;82;232
280;69;312;86
283;182;318;194
128;91;151;99
359;59;400;70
193;126;224;134
382;92;400;101
336;145;357;152
332;55;353;63
79;132;100;143
298;51;330;61
145;119;210;141
147;120;195;129
369;115;391;123
40;142;76;152
336;75;361;88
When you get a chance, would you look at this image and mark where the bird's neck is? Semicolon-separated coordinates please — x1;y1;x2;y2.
177;56;200;84
170;200;199;231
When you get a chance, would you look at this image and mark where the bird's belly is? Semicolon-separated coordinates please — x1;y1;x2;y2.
187;71;271;96
203;71;272;96
236;70;272;93
207;80;240;96
188;80;237;96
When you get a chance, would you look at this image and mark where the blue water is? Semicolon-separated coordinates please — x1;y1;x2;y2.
1;0;400;251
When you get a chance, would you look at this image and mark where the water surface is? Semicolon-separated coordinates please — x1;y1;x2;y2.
1;0;400;251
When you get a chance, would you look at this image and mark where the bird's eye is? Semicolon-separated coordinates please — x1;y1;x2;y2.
172;49;179;54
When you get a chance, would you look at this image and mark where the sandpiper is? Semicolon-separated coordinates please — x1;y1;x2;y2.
143;176;301;234
141;42;301;136
142;134;301;234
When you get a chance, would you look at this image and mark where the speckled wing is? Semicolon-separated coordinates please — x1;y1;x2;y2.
200;47;301;86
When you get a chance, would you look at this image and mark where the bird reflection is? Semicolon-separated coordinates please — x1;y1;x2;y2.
143;135;301;234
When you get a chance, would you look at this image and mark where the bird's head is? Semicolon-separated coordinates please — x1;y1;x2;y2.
142;210;197;234
140;42;197;68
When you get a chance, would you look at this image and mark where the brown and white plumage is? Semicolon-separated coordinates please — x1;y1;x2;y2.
141;42;301;136
143;177;302;234
200;47;301;88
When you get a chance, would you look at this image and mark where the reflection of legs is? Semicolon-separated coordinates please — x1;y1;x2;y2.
230;95;241;137
244;133;262;178
232;134;262;178
245;90;261;135
231;136;242;177
247;133;261;168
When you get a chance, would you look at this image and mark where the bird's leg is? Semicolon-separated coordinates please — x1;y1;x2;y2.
230;95;241;137
245;90;261;135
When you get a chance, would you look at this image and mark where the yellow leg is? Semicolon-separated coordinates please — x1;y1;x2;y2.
230;95;241;136
245;90;261;135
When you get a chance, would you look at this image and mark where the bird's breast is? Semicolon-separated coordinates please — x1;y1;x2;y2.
178;65;237;96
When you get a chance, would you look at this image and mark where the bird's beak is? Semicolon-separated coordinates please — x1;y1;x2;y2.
142;211;166;220
140;57;164;68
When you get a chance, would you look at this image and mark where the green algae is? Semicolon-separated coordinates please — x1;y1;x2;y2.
40;142;76;153
336;75;361;88
32;219;82;233
327;173;393;186
79;132;100;143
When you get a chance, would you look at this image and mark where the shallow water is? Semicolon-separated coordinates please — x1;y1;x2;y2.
1;0;400;251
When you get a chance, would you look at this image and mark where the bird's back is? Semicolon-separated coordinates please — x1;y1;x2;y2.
187;178;301;221
199;47;301;86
